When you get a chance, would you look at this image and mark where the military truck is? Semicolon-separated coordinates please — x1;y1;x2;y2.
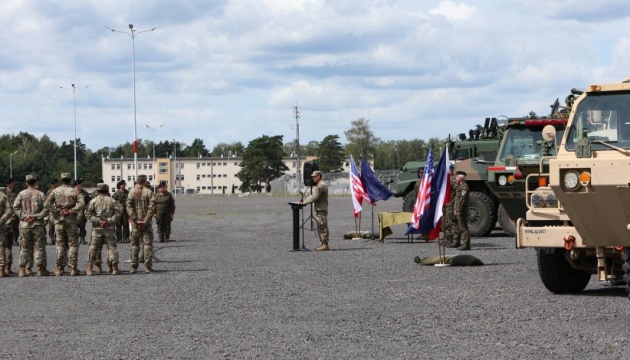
516;80;630;295
393;118;501;237
486;91;580;236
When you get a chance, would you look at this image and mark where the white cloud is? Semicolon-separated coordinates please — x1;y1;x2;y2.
429;0;476;21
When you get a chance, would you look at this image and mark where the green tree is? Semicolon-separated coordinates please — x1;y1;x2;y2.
316;135;345;172
185;138;209;157
211;141;244;157
236;135;289;193
344;117;380;160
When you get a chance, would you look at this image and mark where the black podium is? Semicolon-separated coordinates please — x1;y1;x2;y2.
289;202;306;251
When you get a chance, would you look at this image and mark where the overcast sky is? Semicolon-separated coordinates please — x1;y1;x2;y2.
1;0;630;153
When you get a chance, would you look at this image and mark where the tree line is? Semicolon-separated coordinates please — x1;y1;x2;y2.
0;118;446;192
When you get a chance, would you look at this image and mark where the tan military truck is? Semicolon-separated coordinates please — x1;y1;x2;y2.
516;80;630;294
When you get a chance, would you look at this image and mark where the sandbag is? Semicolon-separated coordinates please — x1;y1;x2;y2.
414;254;484;266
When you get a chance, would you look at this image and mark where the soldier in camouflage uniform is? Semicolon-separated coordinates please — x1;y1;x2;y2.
45;179;59;245
13;175;49;277
154;181;176;243
452;171;471;250
85;183;122;275
126;174;156;272
44;173;86;276
300;171;330;251
74;179;91;245
4;178;20;274
0;185;14;277
112;180;130;243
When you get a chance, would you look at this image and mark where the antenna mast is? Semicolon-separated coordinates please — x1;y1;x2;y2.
294;103;301;191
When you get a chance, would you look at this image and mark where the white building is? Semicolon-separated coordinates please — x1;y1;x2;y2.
102;155;368;195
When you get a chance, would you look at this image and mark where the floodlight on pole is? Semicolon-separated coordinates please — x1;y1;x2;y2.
106;23;159;180
60;83;91;180
146;123;163;192
9;150;17;178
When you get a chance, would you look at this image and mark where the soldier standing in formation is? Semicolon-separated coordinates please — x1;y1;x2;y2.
13;175;49;276
0;184;14;277
85;183;122;275
452;171;471;250
112;180;130;243
74;179;91;245
154;181;176;243
300;171;330;251
126;174;156;273
4;178;19;274
45;173;86;276
45;179;59;245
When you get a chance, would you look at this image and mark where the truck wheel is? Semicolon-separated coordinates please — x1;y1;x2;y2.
622;249;630;298
467;192;494;237
498;204;516;237
402;191;416;212
537;248;591;294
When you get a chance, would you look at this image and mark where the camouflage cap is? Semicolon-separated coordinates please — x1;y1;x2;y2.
456;170;467;177
159;180;167;187
96;183;108;191
0;187;5;192
25;174;37;181
61;173;72;180
311;171;322;177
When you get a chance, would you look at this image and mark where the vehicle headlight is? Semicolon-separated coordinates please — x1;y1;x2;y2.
531;193;544;208
563;171;580;190
498;175;507;186
545;193;557;207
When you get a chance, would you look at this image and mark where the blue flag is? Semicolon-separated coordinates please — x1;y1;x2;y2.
360;158;393;203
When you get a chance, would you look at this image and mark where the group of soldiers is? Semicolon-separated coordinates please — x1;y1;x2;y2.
0;172;176;277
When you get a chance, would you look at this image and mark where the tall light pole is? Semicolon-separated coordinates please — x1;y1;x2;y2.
294;103;301;191
9;150;17;178
60;84;90;180
173;139;178;197
146;124;163;191
106;23;158;180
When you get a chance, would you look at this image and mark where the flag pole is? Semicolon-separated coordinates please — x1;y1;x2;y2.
353;214;362;240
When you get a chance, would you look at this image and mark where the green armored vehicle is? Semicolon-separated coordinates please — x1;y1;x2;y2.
394;118;501;237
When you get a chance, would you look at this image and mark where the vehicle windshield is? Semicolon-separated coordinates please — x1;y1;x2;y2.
565;91;630;151
499;127;565;161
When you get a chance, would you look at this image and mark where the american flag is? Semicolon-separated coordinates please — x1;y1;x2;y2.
349;155;370;217
410;146;434;229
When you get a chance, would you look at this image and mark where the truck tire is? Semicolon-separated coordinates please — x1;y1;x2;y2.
467;192;494;237
537;248;591;294
402;191;416;213
498;204;516;237
622;249;630;298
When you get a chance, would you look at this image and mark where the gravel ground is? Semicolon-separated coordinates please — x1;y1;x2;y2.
1;194;629;359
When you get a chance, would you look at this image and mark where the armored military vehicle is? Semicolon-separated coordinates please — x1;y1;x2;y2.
516;80;630;295
393;118;501;236
486;91;580;236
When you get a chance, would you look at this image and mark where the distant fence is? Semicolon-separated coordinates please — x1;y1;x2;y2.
269;170;399;196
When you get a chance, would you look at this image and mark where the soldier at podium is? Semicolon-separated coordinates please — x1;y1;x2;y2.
299;171;329;251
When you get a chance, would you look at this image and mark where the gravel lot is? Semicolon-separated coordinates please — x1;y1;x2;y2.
1;194;629;359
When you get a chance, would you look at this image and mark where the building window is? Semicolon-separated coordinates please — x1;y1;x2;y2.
117;176;121;181
197;163;200;169
111;164;115;170
292;162;296;168
197;175;200;181
127;176;132;181
180;163;184;169
160;169;168;174
127;164;131;170
234;162;238;165
116;164;121;170
143;164;148;170
197;186;200;191
111;176;115;182
149;175;153;181
149;164;153;170
223;163;227;166
159;162;168;168
175;175;185;181
202;186;207;190
218;174;222;178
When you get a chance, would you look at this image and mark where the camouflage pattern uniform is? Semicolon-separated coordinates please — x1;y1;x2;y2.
76;186;91;245
86;188;106;271
126;176;156;272
0;191;14;276
45;186;56;245
13;177;49;276
112;185;130;243
85;185;122;275
445;178;459;247
302;171;329;250
44;174;86;276
4;184;19;273
453;179;470;250
154;187;175;242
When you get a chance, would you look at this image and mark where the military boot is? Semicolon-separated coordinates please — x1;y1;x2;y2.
130;266;138;274
315;242;329;251
85;264;93;276
145;266;154;273
54;266;63;277
18;266;27;277
6;264;13;275
70;267;80;276
459;240;471;251
0;266;5;277
37;266;49;277
158;233;165;243
447;241;460;248
94;264;102;274
112;263;120;275
25;267;32;275
107;262;113;274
